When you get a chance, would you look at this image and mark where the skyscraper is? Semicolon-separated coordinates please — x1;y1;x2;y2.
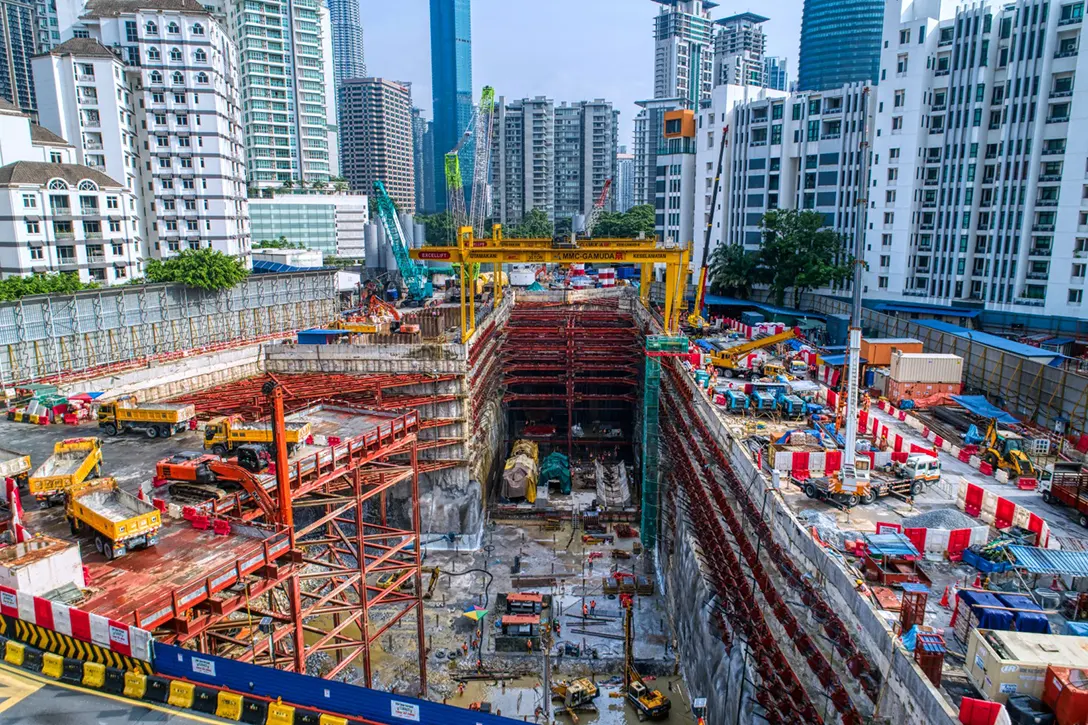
652;0;715;106
327;0;365;88
615;145;635;213
421;119;436;213
713;12;767;87
798;0;882;91
764;56;788;91
411;107;425;213
429;0;472;213
0;0;39;114
339;78;414;210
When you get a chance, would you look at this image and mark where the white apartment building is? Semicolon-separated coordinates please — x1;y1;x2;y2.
713;12;768;87
64;0;250;259
217;0;332;187
491;96;554;225
554;100;619;220
0;98;141;283
869;0;1088;320
653;0;716;105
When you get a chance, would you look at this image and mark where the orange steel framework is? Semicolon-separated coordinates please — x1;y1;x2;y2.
140;379;434;692
501;301;640;455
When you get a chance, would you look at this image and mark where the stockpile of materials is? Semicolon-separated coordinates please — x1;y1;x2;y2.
886;351;964;402
502;439;539;502
539;452;571;495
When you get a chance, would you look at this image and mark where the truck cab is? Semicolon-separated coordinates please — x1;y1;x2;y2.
895;455;941;484
789;359;809;376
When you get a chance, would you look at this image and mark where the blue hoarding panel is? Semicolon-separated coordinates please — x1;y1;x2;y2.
154;644;521;724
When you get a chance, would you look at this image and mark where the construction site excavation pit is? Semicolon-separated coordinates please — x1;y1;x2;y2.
6;287;973;724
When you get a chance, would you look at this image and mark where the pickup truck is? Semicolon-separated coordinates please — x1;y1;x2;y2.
66;478;161;560
1039;462;1088;527
203;416;312;456
28;437;103;506
0;447;31;489
98;398;195;439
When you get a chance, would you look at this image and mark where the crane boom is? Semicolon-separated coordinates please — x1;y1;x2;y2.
468;86;495;237
689;126;729;329
373;180;432;302
708;329;796;369
583;178;612;238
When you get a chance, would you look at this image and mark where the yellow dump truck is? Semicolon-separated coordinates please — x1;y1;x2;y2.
66;478;161;560
203;416;312;456
97;397;196;439
28;437;103;506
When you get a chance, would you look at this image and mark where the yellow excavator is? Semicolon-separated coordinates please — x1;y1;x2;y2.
623;600;670;720
980;419;1037;478
709;329;797;378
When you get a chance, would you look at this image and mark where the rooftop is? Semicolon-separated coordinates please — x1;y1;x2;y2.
917;320;1061;362
0;98;26;117
30;124;72;147
82;0;209;18
40;37;119;59
716;12;770;24
0;161;123;189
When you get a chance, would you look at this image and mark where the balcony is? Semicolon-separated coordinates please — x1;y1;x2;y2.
935;68;951;76
84;141;103;150
922;200;937;208
1047;115;1071;123
78;95;98;106
924;177;940;186
920;223;935;230
918;243;934;252
1036;198;1060;207
84;231;103;239
57;256;76;267
1055;48;1079;58
1027;271;1049;280
86;254;106;264
821;133;841;140
1059;15;1082;25
1042;145;1067;156
1030;246;1053;256
1033;223;1056;231
1015;297;1046;307
1051;89;1074;98
82;118;101;128
1039;173;1062;182
75;73;95;82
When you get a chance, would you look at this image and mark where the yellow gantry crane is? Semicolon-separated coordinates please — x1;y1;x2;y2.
410;225;691;343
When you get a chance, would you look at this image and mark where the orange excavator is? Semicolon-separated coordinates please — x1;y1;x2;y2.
156;444;277;518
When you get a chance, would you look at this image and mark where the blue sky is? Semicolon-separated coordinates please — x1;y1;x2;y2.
360;0;805;144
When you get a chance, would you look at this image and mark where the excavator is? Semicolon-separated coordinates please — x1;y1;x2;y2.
686;125;729;333
708;329;797;378
337;282;419;334
979;418;1037;478
155;445;272;504
623;598;670;720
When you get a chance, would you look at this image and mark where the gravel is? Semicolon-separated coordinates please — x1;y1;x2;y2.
901;508;979;530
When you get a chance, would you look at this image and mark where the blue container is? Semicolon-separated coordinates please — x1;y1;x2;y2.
740;311;765;326
825;313;850;346
864;369;876;388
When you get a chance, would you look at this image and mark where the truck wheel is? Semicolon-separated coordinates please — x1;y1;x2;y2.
803;483;816;498
860;490;877;506
94;536;103;554
1080;514;1088;529
158;425;171;438
102;423;118;436
910;480;923;496
211;445;227;457
1042;491;1053;504
68;518;79;536
145;426;159;439
846;494;860;508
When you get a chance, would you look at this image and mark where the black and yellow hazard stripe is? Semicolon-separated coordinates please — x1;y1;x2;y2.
3;616;150;674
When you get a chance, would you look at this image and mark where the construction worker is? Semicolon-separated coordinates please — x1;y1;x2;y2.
457;682;465;697
554;621;561;637
462;641;468;656
526;638;533;654
471;638;478;650
590;600;597;616
582;603;589;618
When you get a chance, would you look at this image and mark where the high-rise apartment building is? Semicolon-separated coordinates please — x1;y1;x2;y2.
57;0;250;259
429;0;472;213
798;0;883;91
327;0;363;87
713;12;767;87
633;96;685;206
491;96;553;225
217;0;333;187
411;107;425;213
491;97;618;225
339;78;414;210
653;0;715;106
554;100;619;220
764;56;788;91
0;0;39;113
867;0;1087;322
421;119;435;213
616;145;635;212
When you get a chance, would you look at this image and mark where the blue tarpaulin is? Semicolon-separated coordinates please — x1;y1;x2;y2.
1008;545;1088;577
917;320;1061;363
874;302;982;319
959;591;1015;631
996;594;1050;634
950;395;1019;425
1065;621;1088;637
820;355;868;367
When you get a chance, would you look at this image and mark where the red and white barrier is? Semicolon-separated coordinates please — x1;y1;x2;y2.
955;479;1052;548
0;585;152;661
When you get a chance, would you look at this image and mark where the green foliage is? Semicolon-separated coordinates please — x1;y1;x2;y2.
415;211;455;246
707;243;758;299
0;273;96;301
321;255;359;268
255;235;304;250
144;248;249;291
554;216;572;236
592;204;656;238
751;209;852;307
506;208;554;239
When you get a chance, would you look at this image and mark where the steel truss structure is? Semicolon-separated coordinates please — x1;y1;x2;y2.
502;301;640;456
127;411;428;692
0;271;338;387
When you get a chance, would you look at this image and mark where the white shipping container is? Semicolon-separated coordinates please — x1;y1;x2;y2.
889;351;963;384
966;629;1088;703
0;536;85;595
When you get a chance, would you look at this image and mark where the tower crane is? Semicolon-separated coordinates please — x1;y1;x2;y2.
373;180;432;302
582;178;612;238
445;86;495;281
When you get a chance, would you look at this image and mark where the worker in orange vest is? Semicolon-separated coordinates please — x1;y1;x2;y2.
582;603;588;618
526;638;533;653
590;600;597;616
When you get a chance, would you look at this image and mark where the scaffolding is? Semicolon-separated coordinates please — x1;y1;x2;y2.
640;335;688;550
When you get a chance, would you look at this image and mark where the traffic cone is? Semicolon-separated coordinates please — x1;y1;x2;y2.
972;573;982;588
939;586;950;608
137;485;146;502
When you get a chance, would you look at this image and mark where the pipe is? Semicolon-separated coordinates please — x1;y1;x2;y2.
262;380;293;530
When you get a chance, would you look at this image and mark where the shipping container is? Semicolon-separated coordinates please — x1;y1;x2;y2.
885;380;963;402
966;629;1088;704
889;351;964;384
740;311;765;326
0;535;85;595
1044;666;1088;725
825;313;850;347
860;338;924;366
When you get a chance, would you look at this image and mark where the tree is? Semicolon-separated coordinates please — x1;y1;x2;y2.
591;204;656;238
707;243;758;299
0;273;96;301
756;209;852;307
255;236;303;250
554;216;572;236
507;208;554;238
312;180;327;191
144;248;249;291
416;211;455;246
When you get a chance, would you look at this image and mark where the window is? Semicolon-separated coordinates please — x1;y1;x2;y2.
174;93;185;103
1074;263;1086;278
152;91;165;103
900;28;911;44
145;21;157;34
897;54;909;73
1071;289;1084;303
894;90;905;107
192;22;204;34
886;190;896;204
147;46;160;61
878;276;889;288
167;21;179;34
172;72;184;85
156;136;168;147
154;113;167;125
158;157;171;168
169;48;182;62
21;194;35;208
194;49;206;63
109;220;121;232
176;113;188;126
884;212;895;224
29;247;42;260
892;116;904;130
186;220;198;232
150;71;162;85
180;157;193;168
889;147;900;160
196;72;209;84
50;152;62;163
24;220;39;234
1061;2;1084;23
880;255;890;267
